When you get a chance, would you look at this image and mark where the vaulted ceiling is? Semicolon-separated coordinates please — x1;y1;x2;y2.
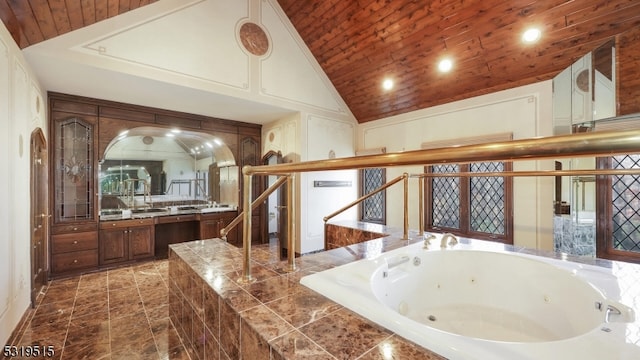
2;0;640;123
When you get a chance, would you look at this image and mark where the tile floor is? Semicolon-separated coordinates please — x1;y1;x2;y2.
5;260;190;360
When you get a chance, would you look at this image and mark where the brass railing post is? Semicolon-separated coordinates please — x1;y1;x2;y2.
221;175;288;240
418;176;424;236
239;170;254;284
286;173;296;272
403;172;409;240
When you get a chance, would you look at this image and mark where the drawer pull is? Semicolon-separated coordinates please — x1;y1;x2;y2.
73;227;77;231
112;223;117;227
73;259;78;263
73;240;78;244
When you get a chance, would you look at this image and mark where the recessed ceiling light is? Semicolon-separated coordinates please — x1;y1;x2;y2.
382;78;394;90
522;28;541;43
438;58;453;73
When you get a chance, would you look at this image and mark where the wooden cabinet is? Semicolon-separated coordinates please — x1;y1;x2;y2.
155;215;198;259
50;226;98;274
49;98;100;277
47;93;263;275
99;218;155;266
199;212;238;244
240;135;265;244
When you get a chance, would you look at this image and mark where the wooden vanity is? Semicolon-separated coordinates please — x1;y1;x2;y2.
48;92;262;278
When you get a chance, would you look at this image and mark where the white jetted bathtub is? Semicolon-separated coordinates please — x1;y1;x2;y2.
300;236;640;359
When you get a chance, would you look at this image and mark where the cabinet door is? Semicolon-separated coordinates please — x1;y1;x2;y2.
221;215;238;245
129;226;154;259
199;219;222;240
100;228;128;265
52;113;98;224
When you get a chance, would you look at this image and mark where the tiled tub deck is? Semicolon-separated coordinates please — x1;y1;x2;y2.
168;236;446;359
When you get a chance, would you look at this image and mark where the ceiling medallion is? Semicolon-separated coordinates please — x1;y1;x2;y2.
239;22;269;56
576;69;590;92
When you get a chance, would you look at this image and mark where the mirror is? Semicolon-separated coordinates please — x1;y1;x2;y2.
99;126;239;213
552;38;617;257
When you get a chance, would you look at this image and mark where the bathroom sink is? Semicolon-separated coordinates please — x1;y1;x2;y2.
177;206;199;211
131;208;167;214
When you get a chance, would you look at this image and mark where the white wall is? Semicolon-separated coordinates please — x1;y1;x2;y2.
262;112;358;254
263;82;555;253
299;115;357;253
22;0;356;126
0;23;46;346
357;81;555;250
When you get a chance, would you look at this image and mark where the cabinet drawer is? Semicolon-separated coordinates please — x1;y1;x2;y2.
156;214;197;224
100;218;154;229
51;250;98;273
51;223;97;234
51;231;98;254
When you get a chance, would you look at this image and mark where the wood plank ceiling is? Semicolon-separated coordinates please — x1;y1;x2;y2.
2;0;640;123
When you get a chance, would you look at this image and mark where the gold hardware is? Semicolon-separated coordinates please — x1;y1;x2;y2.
236;129;640;286
73;227;77;231
237;172;255;284
243;130;640;175
222;175;288;239
73;240;78;244
323;174;406;222
418;177;425;236
286;174;296;272
403;172;409;240
73;259;78;263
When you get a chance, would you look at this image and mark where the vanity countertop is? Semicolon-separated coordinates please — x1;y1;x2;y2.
99;206;237;221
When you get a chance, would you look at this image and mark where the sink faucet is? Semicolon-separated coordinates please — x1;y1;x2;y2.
423;234;436;248
441;233;458;248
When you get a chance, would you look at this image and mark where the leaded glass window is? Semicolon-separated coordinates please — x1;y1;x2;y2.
431;164;460;229
426;162;512;243
470;162;505;235
55;117;94;222
611;155;640;253
360;168;385;224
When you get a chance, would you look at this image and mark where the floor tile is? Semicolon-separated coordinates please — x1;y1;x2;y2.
6;260;185;360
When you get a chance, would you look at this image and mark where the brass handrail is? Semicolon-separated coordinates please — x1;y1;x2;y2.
236;173;296;283
323;173;409;239
243;130;640;175
236;129;640;283
221;175;288;239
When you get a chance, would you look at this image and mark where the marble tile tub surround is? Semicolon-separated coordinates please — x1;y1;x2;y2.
324;220;389;250
168;233;446;359
170;227;640;360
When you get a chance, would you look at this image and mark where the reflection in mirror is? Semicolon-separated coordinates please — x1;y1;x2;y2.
552;39;617;258
99;126;238;213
